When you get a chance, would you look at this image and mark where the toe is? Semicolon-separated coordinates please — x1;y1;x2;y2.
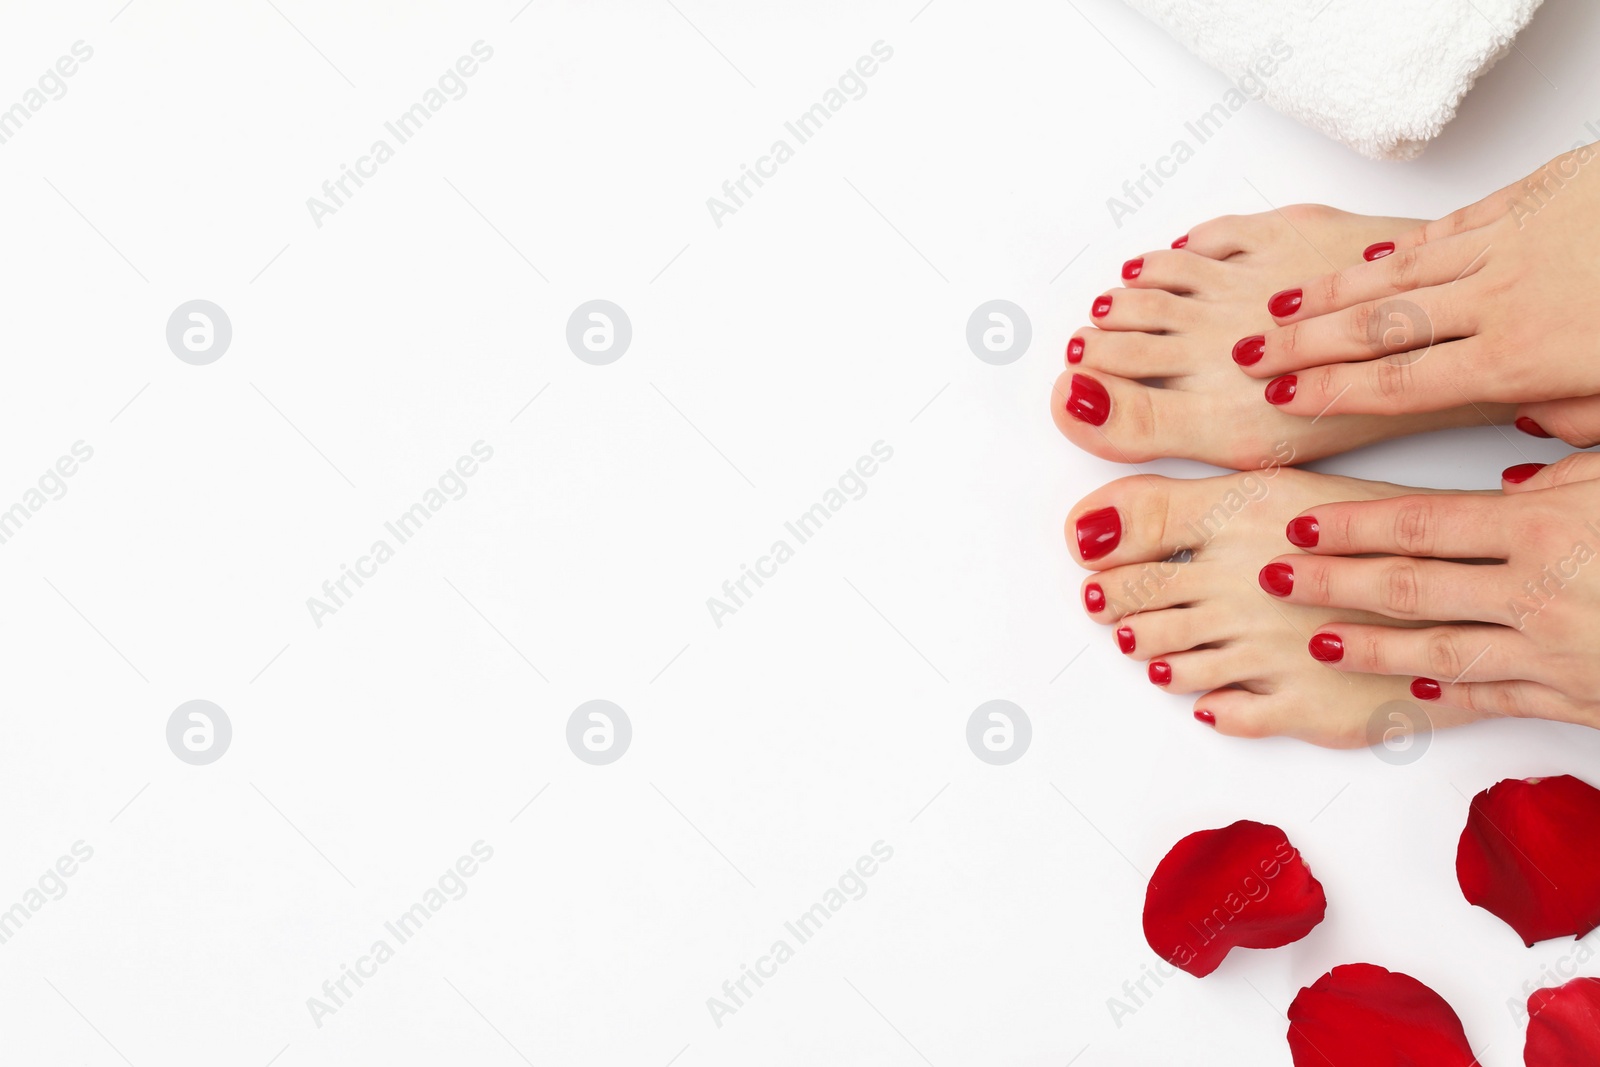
1120;250;1226;295
1082;564;1196;619
1067;472;1239;567
1151;647;1252;693
1182;213;1266;260
1116;606;1223;659
1087;287;1196;332
1051;372;1206;466
1068;328;1193;379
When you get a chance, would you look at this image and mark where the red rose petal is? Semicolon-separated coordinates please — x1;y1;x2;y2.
1456;775;1600;946
1526;977;1600;1067
1287;963;1478;1067
1142;819;1326;978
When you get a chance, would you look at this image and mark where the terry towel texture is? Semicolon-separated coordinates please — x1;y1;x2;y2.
1120;0;1546;159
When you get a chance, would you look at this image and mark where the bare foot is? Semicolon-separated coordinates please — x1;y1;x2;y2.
1051;205;1514;469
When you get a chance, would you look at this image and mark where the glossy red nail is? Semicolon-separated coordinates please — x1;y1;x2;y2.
1411;677;1442;701
1502;462;1546;484
1122;257;1144;281
1265;375;1297;406
1268;288;1303;318
1308;633;1343;663
1286;516;1320;548
1516;416;1554;439
1115;627;1135;654
1092;295;1113;318
1172;235;1189;249
1363;241;1396;261
1067;337;1085;364
1259;562;1294;597
1084;583;1105;613
1232;335;1265;366
1076;506;1121;561
1148;660;1171;686
1066;373;1110;426
1193;708;1215;725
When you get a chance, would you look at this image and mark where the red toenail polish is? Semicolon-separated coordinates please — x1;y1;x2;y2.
1232;335;1266;366
1066;373;1110;427
1265;375;1298;406
1286;516;1320;548
1258;562;1294;597
1076;506;1122;561
1363;241;1396;261
1116;627;1136;654
1172;235;1189;249
1122;257;1144;281
1515;416;1554;438
1193;708;1215;725
1092;295;1113;318
1067;337;1085;364
1148;660;1171;685
1308;632;1343;662
1084;583;1106;613
1268;288;1303;318
1411;677;1442;701
1502;462;1546;484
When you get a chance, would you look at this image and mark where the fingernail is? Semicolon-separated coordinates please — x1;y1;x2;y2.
1122;257;1144;281
1268;288;1303;318
1171;235;1189;249
1411;677;1442;701
1092;295;1113;318
1067;337;1085;364
1308;632;1344;663
1265;375;1298;406
1515;416;1554;439
1258;562;1294;597
1286;516;1320;548
1084;583;1106;613
1076;506;1122;561
1116;627;1136;654
1067;373;1110;426
1502;462;1546;484
1363;241;1396;261
1232;335;1266;366
1193;708;1215;726
1148;660;1171;686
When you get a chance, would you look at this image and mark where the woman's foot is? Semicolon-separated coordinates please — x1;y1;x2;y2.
1051;205;1513;470
1070;466;1488;747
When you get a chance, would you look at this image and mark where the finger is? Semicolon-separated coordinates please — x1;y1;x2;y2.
1305;622;1538;684
1261;230;1490;327
1258;554;1513;624
1502;452;1600;494
1243;285;1475;379
1386;191;1513;253
1261;337;1493;417
1416;676;1572;723
1283;494;1511;558
1516;394;1600;448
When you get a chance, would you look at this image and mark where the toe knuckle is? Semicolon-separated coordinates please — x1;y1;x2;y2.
1381;562;1422;616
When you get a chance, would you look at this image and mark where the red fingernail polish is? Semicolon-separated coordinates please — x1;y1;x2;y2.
1268;288;1303;318
1515;416;1554;438
1066;373;1110;427
1232;335;1266;366
1193;708;1215;725
1122;257;1143;281
1067;337;1085;364
1084;583;1105;613
1259;562;1294;596
1363;241;1396;261
1265;375;1298;406
1172;235;1189;249
1076;506;1121;561
1502;462;1546;484
1308;632;1343;662
1411;677;1441;701
1116;626;1136;654
1286;516;1320;548
1092;295;1113;318
1148;660;1171;686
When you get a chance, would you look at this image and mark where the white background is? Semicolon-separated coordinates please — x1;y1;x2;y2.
2;0;1599;1063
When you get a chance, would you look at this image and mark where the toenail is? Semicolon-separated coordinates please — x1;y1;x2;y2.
1231;335;1266;366
1265;375;1298;406
1067;337;1085;364
1091;295;1113;318
1502;462;1546;484
1084;583;1106;613
1515;416;1554;439
1308;632;1343;662
1121;257;1143;281
1148;660;1171;685
1286;516;1320;548
1076;506;1122;561
1171;235;1189;249
1363;241;1396;261
1268;288;1303;318
1258;562;1294;597
1411;677;1442;701
1193;708;1215;725
1116;627;1136;654
1066;373;1111;426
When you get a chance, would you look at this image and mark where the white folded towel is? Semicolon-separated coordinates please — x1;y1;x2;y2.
1118;0;1546;160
